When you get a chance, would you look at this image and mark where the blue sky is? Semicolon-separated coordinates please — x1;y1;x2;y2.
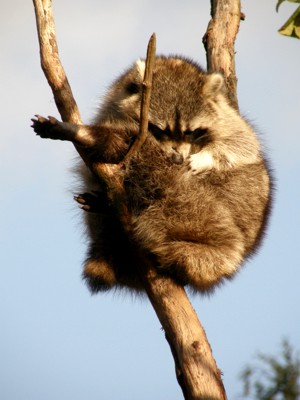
1;1;299;399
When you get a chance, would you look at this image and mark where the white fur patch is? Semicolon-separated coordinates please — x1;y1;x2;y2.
176;142;191;159
189;115;212;131
224;150;240;167
119;94;140;118
136;59;146;80
188;150;215;174
203;73;224;97
121;93;139;105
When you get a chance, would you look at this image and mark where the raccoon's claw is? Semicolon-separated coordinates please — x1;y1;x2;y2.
31;115;76;142
74;192;102;213
31;115;60;139
74;194;92;212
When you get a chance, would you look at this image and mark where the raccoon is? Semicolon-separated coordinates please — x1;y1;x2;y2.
32;56;272;294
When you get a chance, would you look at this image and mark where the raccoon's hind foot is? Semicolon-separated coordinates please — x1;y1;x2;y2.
74;191;103;213
83;259;117;293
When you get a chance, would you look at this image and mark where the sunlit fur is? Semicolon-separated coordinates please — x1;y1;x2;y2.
75;56;273;294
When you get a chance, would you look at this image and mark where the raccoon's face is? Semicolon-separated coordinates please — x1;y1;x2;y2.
105;56;224;158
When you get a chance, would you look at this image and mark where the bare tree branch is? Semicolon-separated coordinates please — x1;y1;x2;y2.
123;33;156;164
32;0;81;125
143;269;227;399
204;0;242;110
31;0;243;398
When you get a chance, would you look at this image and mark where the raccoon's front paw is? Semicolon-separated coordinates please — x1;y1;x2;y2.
188;151;214;175
31;115;77;142
74;191;103;213
31;115;62;139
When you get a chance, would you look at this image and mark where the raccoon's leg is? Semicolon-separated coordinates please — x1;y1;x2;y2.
31;115;135;163
83;258;118;293
78;189;123;293
133;207;246;292
74;190;143;293
31;115;87;143
152;240;245;292
83;213;144;293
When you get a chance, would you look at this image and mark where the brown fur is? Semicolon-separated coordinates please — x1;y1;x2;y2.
31;56;273;294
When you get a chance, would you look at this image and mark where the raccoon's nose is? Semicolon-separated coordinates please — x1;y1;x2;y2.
171;151;184;165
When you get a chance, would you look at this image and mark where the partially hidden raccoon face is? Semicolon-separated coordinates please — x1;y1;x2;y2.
147;122;210;165
109;57;223;165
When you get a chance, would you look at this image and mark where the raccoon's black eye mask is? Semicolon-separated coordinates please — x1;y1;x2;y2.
148;122;209;144
148;123;172;140
184;128;209;144
125;82;140;95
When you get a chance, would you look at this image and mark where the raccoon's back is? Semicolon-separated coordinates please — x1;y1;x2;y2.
219;160;272;255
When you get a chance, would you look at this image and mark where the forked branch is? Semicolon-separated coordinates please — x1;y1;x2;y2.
31;0;240;398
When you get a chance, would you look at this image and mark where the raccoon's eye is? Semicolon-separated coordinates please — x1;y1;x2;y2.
125;82;140;95
148;123;168;140
185;128;209;143
184;131;193;139
192;128;208;138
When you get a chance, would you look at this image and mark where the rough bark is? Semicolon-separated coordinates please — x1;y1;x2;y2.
32;0;241;398
143;269;226;399
204;0;242;110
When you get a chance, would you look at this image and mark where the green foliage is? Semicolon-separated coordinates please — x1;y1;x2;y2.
276;0;300;39
240;339;300;399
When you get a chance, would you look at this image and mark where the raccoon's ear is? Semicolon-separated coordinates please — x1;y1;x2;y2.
135;59;146;80
202;73;224;98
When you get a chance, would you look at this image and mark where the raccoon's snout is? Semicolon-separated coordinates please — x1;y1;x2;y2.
171;150;184;165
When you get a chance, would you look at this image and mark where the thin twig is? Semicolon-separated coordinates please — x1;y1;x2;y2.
123;33;156;164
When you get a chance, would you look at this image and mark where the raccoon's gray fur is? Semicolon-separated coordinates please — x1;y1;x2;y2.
32;56;272;294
